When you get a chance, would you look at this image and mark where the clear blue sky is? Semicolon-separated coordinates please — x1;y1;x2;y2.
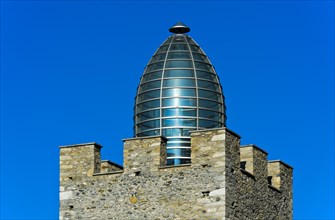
1;1;334;219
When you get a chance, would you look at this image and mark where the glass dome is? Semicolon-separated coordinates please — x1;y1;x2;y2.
134;22;226;165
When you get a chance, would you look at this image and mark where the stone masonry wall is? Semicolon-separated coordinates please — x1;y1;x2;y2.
59;128;293;220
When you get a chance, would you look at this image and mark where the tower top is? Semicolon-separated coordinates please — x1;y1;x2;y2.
135;22;226;165
169;21;191;34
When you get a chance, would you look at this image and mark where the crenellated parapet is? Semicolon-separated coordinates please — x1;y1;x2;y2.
59;128;292;220
238;144;293;219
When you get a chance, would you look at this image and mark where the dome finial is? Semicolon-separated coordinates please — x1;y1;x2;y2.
169;22;190;34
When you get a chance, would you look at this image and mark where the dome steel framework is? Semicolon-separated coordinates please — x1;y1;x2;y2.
134;22;226;165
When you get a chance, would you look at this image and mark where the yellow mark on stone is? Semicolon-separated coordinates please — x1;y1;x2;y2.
86;168;93;176
130;195;138;204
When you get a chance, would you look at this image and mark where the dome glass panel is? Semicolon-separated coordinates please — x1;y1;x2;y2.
165;69;194;77
134;22;226;165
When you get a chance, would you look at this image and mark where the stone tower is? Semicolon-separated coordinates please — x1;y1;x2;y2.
59;23;293;220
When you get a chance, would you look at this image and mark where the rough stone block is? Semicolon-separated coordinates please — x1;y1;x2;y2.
60;191;73;200
209;188;225;197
